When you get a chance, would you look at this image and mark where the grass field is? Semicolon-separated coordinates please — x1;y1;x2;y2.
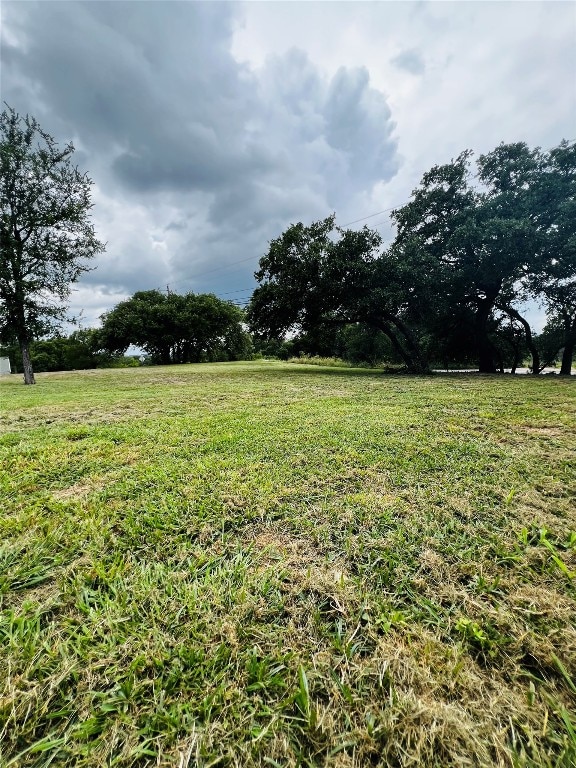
1;361;575;767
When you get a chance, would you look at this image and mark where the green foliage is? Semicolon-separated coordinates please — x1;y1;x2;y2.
0;329;115;373
0;106;104;383
99;289;252;365
338;323;395;367
528;141;576;374
275;324;396;367
253;337;296;360
100;356;140;369
534;321;565;369
247;217;432;373
391;144;541;373
250;139;576;375
287;355;350;368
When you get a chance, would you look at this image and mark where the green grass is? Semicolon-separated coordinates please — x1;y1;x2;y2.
287;355;352;368
1;361;575;767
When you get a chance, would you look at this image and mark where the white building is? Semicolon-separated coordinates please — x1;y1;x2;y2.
0;357;12;375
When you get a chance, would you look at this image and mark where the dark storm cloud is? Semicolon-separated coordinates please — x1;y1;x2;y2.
1;1;260;193
0;1;400;320
168;48;400;293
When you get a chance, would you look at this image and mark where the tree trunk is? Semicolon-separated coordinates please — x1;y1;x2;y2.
373;317;430;374
559;316;576;375
20;341;36;385
477;339;496;373
501;305;540;374
510;345;520;375
495;347;505;374
476;301;497;373
559;340;575;375
389;315;431;374
380;324;416;370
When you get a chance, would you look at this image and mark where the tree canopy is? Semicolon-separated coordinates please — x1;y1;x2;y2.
247;216;434;372
0;328;117;374
0;106;104;383
527;141;576;374
248;139;576;374
99;290;252;364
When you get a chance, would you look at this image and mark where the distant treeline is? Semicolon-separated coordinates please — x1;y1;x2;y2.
2;316;566;375
1;291;253;373
0;330;134;374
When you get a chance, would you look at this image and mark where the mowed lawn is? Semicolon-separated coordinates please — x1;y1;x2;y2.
1;361;575;768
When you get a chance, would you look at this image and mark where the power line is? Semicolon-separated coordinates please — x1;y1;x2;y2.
131;147;571;297
339;205;400;227
164;205;405;289
147;146;576;293
159;182;465;291
170;254;259;287
217;287;255;296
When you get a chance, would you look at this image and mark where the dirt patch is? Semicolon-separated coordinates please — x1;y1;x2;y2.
248;527;348;580
522;426;572;438
51;477;108;500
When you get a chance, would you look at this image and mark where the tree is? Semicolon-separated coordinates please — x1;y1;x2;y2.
338;323;394;367
391;140;576;374
98;290;172;363
528;141;576;374
0;328;115;373
175;292;251;363
0;106;104;383
496;303;540;373
534;319;566;371
247;216;434;373
249;141;575;375
391;145;540;373
99;289;250;364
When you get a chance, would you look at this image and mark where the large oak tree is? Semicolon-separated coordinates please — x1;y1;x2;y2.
392;144;540;373
392;140;576;373
249;140;575;374
247;216;435;373
528;141;576;374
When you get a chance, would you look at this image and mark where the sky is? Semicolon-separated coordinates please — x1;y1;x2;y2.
1;0;575;330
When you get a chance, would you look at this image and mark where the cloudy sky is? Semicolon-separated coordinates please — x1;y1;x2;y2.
1;1;575;328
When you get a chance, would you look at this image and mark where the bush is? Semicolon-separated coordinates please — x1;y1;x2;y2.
287;355;350;368
101;356;140;368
